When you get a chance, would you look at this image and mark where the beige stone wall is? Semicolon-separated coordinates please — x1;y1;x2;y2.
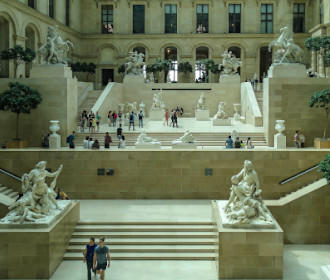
0;77;78;147
263;77;330;147
0;150;328;200
0;201;79;279
269;185;330;244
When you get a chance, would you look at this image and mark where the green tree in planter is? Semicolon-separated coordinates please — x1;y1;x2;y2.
318;154;330;184
70;62;96;81
86;63;96;80
309;88;330;139
118;64;126;80
178;62;193;82
146;59;163;82
0;82;42;140
0;45;36;78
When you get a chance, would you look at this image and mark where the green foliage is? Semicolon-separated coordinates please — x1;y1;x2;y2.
71;62;96;80
178;62;193;74
0;82;42;139
146;59;166;74
0;45;36;77
325;51;330;68
304;36;330;51
118;64;126;74
309;88;330;138
318;154;330;184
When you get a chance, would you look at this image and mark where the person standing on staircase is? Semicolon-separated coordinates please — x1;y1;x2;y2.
93;237;111;280
83;236;96;280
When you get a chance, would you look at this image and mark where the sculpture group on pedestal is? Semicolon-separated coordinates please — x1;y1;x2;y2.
38;25;73;65
152;90;164;109
0;161;68;224
268;26;303;64
223;160;274;227
213;102;231;126
196;93;207;110
219;50;242;75
125;51;145;76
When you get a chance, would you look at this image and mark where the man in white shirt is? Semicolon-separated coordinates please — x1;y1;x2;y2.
88;137;94;149
83;136;89;149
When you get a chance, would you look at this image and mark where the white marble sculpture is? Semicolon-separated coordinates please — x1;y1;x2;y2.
166;72;171;83
218;50;242;75
139;101;146;116
214;102;227;119
135;131;160;145
38;25;73;65
223;160;274;227
233;104;241;121
172;130;195;145
152;90;163;109
49;120;61;149
125;51;145;75
0;161;70;225
268;26;303;64
196;93;207;110
274;120;286;149
149;72;154;83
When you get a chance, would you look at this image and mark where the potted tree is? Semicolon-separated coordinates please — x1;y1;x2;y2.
118;64;126;82
0;82;42;148
309;88;330;148
178;62;193;83
318;154;330;184
147;59;163;83
0;45;36;78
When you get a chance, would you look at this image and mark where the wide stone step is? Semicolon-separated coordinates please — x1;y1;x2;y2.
75;225;215;231
63;252;216;261
69;238;217;245
77;221;214;226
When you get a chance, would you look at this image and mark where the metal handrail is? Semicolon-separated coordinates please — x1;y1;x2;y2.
279;164;319;185
0;168;22;182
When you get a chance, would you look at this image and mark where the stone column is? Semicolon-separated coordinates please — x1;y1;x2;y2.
318;49;326;78
13;35;26;78
311;50;317;73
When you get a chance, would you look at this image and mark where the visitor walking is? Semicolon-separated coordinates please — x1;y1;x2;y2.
225;135;233;148
173;111;178;128
83;136;89;149
164;109;169;126
83;237;96;280
118;111;122;126
93;237;110;280
170;110;174;127
299;133;305;148
129;111;135;131
67;131;75;149
138;110;144;128
117;124;123;148
107;111;112;127
294;130;300;148
104;132;112;149
96;111;101;132
120;135;126;148
180;107;184;117
112;111;117;127
91;118;96;134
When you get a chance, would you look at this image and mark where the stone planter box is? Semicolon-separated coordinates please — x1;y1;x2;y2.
314;138;330;149
6;140;28;148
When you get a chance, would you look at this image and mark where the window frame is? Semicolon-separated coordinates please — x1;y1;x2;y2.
28;0;36;9
228;3;241;33
293;3;305;33
49;0;54;18
101;5;114;34
164;4;177;34
65;0;70;27
260;3;273;33
133;4;145;34
196;4;209;33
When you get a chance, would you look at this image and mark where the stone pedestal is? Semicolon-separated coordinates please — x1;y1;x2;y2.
213;201;283;279
195;109;210;121
274;133;286;149
219;74;240;84
0;201;79;279
321;265;330;280
268;63;306;78
123;74;145;84
172;143;197;149
149;108;164;121
135;143;161;149
213;118;232;126
30;64;73;79
50;134;61;149
314;138;330;149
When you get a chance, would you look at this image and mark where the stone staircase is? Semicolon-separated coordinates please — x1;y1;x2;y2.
0;184;19;206
254;90;263;116
74;132;267;147
63;222;217;261
77;90;103;125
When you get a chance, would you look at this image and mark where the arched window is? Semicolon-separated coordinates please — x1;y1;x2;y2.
0;17;10;78
165;46;178;82
133;46;146;78
195;46;209;82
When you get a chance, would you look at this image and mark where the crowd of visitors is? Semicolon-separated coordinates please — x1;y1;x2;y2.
165;106;183;128
294;130;305;148
225;135;254;149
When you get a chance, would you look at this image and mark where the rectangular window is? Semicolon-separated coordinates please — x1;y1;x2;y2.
261;4;273;33
196;4;208;33
293;3;305;33
49;0;54;18
28;0;35;8
66;0;70;27
229;4;241;33
102;5;114;33
165;4;177;33
133;5;145;34
320;0;324;24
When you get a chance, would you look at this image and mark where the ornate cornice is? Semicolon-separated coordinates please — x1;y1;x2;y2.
127;0;151;8
192;0;214;7
287;0;312;6
94;0;120;8
159;0;182;8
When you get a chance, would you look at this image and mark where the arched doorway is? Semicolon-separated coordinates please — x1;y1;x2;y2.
0;17;10;78
164;46;178;82
195;46;209;82
133;46;146;78
259;46;272;82
25;26;36;77
228;46;241;75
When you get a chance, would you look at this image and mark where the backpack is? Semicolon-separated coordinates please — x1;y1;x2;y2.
130;114;133;121
66;136;70;143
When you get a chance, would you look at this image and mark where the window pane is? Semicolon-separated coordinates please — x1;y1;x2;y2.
267;4;273;12
133;5;145;33
267;22;272;33
172;5;177;13
261;4;266;13
293;4;298;13
165;5;170;14
203;4;208;13
235;4;240;13
299;4;305;13
229;4;234;13
261;22;266;33
197;5;202;13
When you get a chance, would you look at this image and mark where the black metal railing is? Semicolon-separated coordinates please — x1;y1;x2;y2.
279;164;319;185
0;168;22;182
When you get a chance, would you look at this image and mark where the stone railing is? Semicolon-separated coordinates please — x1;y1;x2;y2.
240;82;262;127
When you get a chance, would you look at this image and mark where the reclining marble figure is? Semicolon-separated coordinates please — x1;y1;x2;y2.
224;160;273;226
172;130;195;145
136;131;161;145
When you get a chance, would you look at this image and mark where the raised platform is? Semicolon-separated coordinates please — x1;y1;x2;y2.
0;201;79;279
268;63;307;78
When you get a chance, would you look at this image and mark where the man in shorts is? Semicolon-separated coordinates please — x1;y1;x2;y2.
93;237;110;280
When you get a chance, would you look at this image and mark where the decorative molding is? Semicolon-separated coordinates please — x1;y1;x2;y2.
192;0;214;7
160;0;182;8
95;0;120;8
224;0;245;7
127;0;150;7
287;0;311;6
256;0;278;7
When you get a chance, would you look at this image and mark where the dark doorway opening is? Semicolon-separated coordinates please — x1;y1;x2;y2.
259;47;272;82
102;69;114;86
